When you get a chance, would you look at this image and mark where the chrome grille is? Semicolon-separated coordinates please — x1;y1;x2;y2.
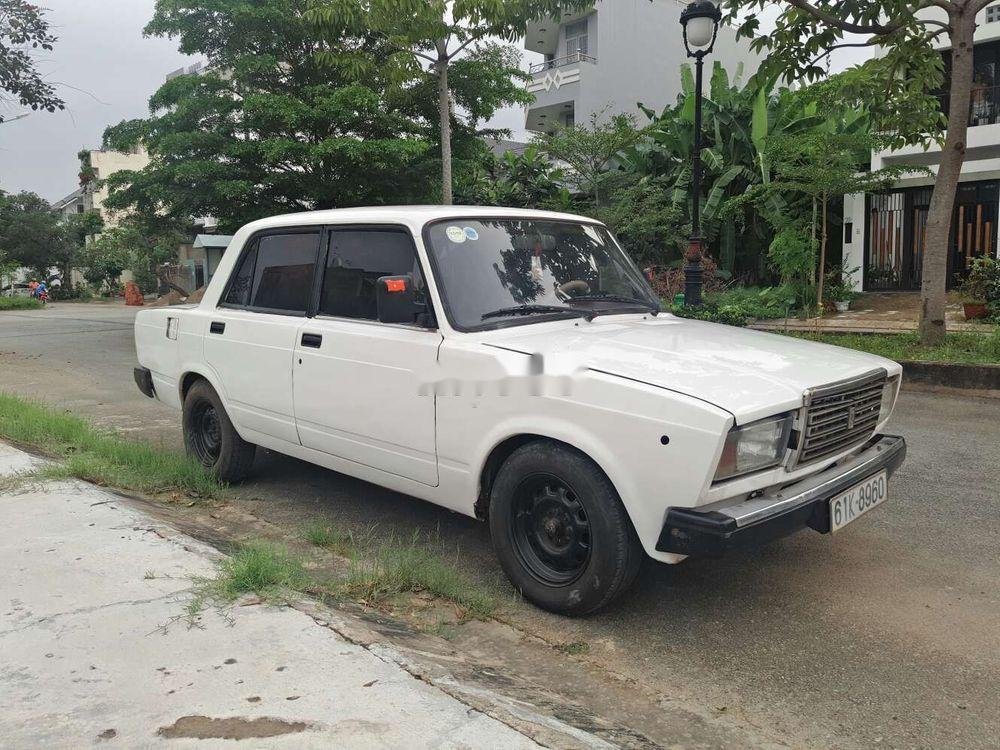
795;370;886;466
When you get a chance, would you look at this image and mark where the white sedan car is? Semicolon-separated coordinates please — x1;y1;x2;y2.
134;207;906;615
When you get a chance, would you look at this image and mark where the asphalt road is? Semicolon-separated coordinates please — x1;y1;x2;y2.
2;302;998;750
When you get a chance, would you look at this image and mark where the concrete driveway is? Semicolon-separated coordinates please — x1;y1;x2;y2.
2;302;998;750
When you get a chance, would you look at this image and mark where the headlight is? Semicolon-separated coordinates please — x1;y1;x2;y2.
879;375;900;423
714;414;794;482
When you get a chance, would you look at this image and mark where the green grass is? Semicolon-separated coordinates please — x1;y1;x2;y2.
788;331;1000;365
0;297;43;311
303;520;370;556
339;536;498;620
0;393;222;499
555;641;591;656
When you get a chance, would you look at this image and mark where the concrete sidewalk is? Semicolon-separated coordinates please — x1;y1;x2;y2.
0;443;546;749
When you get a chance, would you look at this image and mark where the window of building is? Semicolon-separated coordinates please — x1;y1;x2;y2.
319;228;425;322
224;232;319;312
987;4;1000;23
565;18;589;57
564;111;576;128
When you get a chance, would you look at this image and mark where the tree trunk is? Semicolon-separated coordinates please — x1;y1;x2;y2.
435;43;453;206
818;189;828;309
919;9;976;344
811;196;818;286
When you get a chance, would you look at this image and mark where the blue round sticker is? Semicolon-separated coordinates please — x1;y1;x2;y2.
464;227;479;241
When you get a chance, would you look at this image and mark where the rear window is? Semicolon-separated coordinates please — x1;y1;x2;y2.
224;231;320;313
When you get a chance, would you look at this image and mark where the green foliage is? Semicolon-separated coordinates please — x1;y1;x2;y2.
455;145;566;208
0;297;43;311
306;0;589;201
0;191;72;276
536;112;642;205
0;0;64;122
722;1;947;149
103;0;445;231
669;285;797;326
960;256;1000;305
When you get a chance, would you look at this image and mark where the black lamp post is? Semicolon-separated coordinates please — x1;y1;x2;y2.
680;0;722;307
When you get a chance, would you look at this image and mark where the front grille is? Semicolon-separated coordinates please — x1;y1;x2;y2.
795;370;886;466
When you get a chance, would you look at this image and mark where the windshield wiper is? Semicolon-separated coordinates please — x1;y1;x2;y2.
565;293;660;315
481;304;595;322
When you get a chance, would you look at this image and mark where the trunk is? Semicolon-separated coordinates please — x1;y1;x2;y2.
810;197;818;286
919;10;976;345
435;43;453;206
818;190;828;309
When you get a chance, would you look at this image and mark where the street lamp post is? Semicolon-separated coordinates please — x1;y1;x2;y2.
680;0;722;307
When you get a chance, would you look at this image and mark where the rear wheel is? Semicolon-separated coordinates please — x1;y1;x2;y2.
183;380;256;483
489;441;643;616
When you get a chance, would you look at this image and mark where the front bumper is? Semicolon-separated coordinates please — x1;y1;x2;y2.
656;434;907;557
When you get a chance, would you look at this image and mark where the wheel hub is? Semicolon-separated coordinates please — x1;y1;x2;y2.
511;477;592;585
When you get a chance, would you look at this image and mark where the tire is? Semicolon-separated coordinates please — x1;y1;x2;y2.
182;379;256;483
489;440;644;616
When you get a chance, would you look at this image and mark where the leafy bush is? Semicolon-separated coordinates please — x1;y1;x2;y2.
667;284;799;326
960;256;1000;304
0;296;43;311
645;256;728;300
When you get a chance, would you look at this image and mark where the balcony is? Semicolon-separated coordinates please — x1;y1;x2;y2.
529;52;598;74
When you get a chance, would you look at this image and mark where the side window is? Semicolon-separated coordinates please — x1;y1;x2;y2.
249;232;319;313
223;241;257;306
319;229;424;321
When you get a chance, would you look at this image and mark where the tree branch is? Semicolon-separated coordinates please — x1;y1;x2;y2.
972;0;996;13
808;41;878;67
784;0;910;34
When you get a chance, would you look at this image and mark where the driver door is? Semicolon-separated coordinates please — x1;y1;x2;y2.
292;226;442;486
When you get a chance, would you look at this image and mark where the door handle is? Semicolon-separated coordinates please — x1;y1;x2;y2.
209;321;225;335
301;333;323;349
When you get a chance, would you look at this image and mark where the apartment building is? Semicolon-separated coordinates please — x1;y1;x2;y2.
844;3;1000;291
523;0;762;133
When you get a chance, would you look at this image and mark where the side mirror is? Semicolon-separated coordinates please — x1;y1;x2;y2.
376;274;418;324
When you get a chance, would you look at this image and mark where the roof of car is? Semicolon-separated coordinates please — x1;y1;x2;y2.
238;206;602;232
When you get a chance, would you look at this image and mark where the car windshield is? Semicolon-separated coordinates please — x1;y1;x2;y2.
424;218;659;330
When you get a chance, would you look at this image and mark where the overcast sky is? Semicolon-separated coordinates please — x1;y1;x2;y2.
0;1;867;204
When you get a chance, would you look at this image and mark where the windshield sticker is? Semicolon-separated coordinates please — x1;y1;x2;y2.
446;225;467;243
463;227;479;241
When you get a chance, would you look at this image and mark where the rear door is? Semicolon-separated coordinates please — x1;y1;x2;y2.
204;228;321;445
293;226;442;486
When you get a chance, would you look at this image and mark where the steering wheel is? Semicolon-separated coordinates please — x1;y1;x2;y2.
555;280;591;300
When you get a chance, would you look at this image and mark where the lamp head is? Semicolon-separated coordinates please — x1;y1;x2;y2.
681;0;723;55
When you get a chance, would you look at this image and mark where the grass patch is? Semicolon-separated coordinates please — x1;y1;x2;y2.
555;641;590;656
0;393;222;500
0;297;43;311
303;520;370;556
788;330;1000;365
336;531;498;620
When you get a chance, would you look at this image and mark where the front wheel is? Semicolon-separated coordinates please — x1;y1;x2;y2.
489;441;644;616
182;380;256;483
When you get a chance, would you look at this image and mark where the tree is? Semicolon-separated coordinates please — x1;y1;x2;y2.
0;0;64;123
307;0;593;204
455;144;567;208
0;191;70;276
103;0;442;232
724;0;994;343
536;112;642;206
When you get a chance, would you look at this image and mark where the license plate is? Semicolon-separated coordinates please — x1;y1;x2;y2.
829;471;888;532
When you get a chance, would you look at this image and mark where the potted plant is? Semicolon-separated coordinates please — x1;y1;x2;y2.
826;265;860;312
959;257;1000;320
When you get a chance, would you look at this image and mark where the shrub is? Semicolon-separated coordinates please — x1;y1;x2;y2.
645;256;727;300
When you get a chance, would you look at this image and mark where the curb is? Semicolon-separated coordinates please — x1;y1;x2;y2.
900;360;1000;397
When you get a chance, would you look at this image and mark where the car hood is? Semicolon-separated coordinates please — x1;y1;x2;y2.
483;314;900;423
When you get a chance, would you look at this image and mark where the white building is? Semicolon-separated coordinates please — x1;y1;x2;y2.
844;4;1000;292
523;0;762;133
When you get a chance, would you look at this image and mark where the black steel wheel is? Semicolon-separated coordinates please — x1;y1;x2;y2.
489;440;644;616
182;379;256;483
511;474;592;586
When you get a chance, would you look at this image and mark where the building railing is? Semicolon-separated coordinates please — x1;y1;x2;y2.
939;84;1000;127
529;52;598;74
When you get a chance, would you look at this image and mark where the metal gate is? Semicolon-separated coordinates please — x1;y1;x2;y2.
865;181;998;291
